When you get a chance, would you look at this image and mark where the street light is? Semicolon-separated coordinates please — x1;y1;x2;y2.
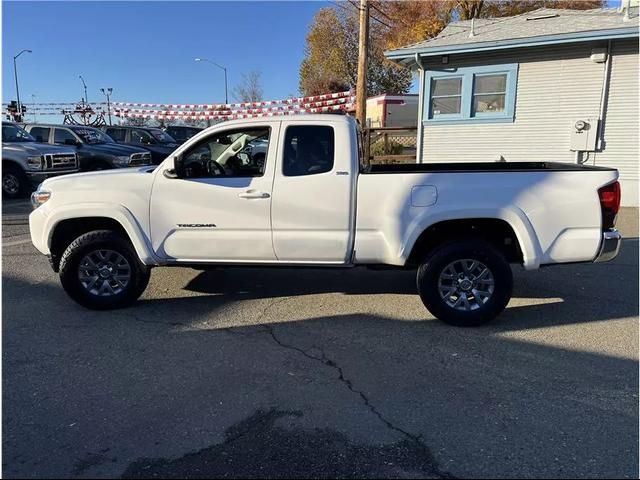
195;57;228;105
100;87;113;125
13;49;32;121
79;75;88;105
31;94;37;123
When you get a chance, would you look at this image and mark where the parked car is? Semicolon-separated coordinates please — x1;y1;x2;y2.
29;115;622;326
23;124;152;171
2;121;78;198
101;126;179;164
164;125;203;145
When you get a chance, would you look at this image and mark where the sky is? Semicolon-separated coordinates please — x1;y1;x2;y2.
2;1;331;108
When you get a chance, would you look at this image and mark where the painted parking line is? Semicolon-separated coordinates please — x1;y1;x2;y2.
2;238;33;247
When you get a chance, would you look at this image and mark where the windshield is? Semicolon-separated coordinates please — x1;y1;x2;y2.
73;128;113;144
149;129;176;144
2;123;36;143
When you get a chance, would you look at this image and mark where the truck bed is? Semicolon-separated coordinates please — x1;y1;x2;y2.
355;163;619;269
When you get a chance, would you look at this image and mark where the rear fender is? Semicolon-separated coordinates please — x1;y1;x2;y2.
400;206;543;270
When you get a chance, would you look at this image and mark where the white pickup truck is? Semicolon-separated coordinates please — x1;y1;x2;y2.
29;114;622;326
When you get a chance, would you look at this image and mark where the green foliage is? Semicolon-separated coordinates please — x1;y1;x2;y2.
370;138;404;156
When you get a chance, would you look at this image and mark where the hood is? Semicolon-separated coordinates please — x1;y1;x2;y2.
39;166;157;213
2;141;76;156
41;165;156;191
83;142;150;156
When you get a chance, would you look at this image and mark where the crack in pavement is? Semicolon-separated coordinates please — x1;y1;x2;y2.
246;296;455;479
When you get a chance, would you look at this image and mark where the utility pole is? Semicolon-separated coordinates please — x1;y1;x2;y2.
101;88;113;125
355;0;369;128
79;75;88;105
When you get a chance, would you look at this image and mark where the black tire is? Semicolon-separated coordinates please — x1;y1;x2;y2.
2;163;28;198
416;240;513;327
59;230;150;310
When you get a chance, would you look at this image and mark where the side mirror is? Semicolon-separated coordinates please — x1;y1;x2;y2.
163;168;178;179
64;139;79;146
169;155;184;178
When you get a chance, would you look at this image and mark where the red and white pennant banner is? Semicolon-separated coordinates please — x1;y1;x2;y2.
115;96;353;117
111;90;352;110
117;103;355;121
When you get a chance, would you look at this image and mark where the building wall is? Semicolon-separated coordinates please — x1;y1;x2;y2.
419;39;639;206
592;40;639;206
366;95;419;128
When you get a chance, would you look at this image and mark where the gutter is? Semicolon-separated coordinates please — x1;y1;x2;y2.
597;40;613;152
414;53;426;164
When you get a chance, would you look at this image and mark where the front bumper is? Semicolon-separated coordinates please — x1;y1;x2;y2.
594;229;622;263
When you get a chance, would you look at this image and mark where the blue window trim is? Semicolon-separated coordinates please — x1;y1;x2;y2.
423;63;518;125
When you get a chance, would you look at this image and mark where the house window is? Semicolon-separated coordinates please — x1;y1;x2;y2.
431;77;462;117
473;74;507;114
424;63;518;124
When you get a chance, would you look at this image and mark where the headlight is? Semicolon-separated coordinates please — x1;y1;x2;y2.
31;189;51;210
27;155;43;170
113;155;131;167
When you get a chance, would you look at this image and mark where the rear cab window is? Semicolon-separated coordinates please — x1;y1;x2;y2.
29;126;51;143
105;128;126;142
54;128;78;145
283;125;335;176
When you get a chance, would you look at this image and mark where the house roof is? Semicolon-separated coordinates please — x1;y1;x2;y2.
385;7;639;66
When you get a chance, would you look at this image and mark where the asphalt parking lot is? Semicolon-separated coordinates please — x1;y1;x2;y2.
2;199;638;479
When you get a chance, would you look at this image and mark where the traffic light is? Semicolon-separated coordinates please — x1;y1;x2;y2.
7;101;18;115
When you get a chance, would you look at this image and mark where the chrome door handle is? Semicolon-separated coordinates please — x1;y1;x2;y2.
238;190;270;199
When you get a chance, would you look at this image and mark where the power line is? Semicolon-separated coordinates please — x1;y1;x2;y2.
332;0;392;28
369;1;411;28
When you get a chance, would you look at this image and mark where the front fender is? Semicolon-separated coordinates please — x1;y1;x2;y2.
35;203;159;266
399;206;543;270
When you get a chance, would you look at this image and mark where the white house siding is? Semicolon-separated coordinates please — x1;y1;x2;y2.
420;40;639;206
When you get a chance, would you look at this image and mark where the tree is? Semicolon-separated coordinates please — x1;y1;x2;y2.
299;7;413;97
232;71;264;103
373;1;452;50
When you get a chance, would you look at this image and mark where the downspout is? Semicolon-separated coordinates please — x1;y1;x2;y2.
596;40;613;156
414;53;426;164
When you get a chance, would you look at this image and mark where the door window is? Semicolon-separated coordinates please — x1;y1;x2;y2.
283;126;334;176
54;128;77;145
179;128;270;179
131;129;154;145
29;127;50;143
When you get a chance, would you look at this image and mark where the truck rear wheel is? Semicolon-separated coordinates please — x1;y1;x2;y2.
417;240;512;327
59;230;150;310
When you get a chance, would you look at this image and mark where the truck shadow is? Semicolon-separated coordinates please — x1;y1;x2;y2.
175;238;638;332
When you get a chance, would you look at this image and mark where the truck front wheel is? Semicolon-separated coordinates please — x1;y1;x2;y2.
59;230;150;310
417;240;512;327
2;163;27;198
